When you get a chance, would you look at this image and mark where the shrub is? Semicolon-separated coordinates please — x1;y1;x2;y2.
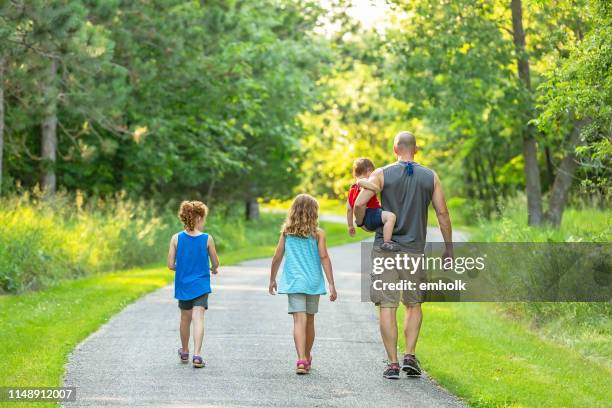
0;191;286;294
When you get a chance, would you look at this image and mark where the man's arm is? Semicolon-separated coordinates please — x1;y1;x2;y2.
431;172;453;257
354;168;384;225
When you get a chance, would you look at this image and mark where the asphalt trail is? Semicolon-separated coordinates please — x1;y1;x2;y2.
63;226;466;407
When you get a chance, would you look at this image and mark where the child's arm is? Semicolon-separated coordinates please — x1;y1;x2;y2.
357;177;381;193
207;235;220;274
269;232;286;295
346;202;356;237
317;229;337;301
167;234;178;271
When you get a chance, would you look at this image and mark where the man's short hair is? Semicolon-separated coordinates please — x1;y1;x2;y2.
352;158;375;177
394;131;417;152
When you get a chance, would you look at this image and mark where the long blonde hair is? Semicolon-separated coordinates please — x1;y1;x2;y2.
282;194;319;238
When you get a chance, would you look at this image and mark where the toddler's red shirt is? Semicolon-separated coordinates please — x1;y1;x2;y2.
347;184;381;209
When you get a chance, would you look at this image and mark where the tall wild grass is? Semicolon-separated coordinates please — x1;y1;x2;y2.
0;190;284;294
470;196;611;365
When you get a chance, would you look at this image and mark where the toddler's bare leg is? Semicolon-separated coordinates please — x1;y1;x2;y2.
381;211;396;243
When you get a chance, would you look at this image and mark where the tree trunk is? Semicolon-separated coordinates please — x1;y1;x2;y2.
544;146;555;188
245;198;260;221
205;176;216;205
464;158;476;199
41;59;58;193
0;57;4;195
522;137;543;224
511;0;543;225
546;118;589;226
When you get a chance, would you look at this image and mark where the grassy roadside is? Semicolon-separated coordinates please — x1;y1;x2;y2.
0;216;367;398
222;220;369;265
397;303;611;407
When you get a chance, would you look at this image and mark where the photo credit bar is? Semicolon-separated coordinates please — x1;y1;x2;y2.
360;242;611;302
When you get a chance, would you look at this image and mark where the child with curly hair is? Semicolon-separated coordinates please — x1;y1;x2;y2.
167;201;219;368
268;194;337;374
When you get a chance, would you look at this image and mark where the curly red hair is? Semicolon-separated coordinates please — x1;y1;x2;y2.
178;201;208;231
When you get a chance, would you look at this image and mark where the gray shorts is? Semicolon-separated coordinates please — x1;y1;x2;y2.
370;247;426;307
178;293;209;310
287;293;320;314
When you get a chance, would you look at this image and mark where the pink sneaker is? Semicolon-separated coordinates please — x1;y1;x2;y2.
296;359;309;375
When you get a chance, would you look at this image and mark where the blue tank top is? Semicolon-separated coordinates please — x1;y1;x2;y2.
278;234;326;295
175;231;211;300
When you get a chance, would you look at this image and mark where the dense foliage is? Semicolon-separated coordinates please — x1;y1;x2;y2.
0;188;293;293
298;0;609;226
0;0;329;204
0;0;609;225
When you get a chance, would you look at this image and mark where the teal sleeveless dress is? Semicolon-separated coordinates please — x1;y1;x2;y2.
278;234;326;295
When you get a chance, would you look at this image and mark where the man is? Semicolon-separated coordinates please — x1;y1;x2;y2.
354;131;453;379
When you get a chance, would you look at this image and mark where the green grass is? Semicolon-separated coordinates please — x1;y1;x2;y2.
0;211;365;401
469;202;611;367
397;303;612;407
0;266;173;393
263;197;348;216
214;220;370;265
395;202;611;406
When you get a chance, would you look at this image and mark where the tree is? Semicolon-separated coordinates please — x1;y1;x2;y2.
2;0;127;195
510;0;543;225
537;0;611;224
40;58;58;193
0;57;4;195
384;0;605;225
385;0;527;216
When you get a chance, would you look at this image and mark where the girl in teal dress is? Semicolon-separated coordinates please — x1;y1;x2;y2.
268;194;337;375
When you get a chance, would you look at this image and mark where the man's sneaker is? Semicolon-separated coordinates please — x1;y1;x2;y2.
402;354;422;376
383;363;401;379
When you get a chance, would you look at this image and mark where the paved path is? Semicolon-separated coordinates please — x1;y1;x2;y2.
63;227;466;407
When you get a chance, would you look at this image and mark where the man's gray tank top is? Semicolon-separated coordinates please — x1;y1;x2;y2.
374;161;435;252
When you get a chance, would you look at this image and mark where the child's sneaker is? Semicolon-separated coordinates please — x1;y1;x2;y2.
296;359;309;375
178;348;189;363
192;355;205;368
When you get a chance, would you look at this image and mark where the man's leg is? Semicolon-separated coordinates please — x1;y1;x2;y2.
403;303;422;355
379;306;399;363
